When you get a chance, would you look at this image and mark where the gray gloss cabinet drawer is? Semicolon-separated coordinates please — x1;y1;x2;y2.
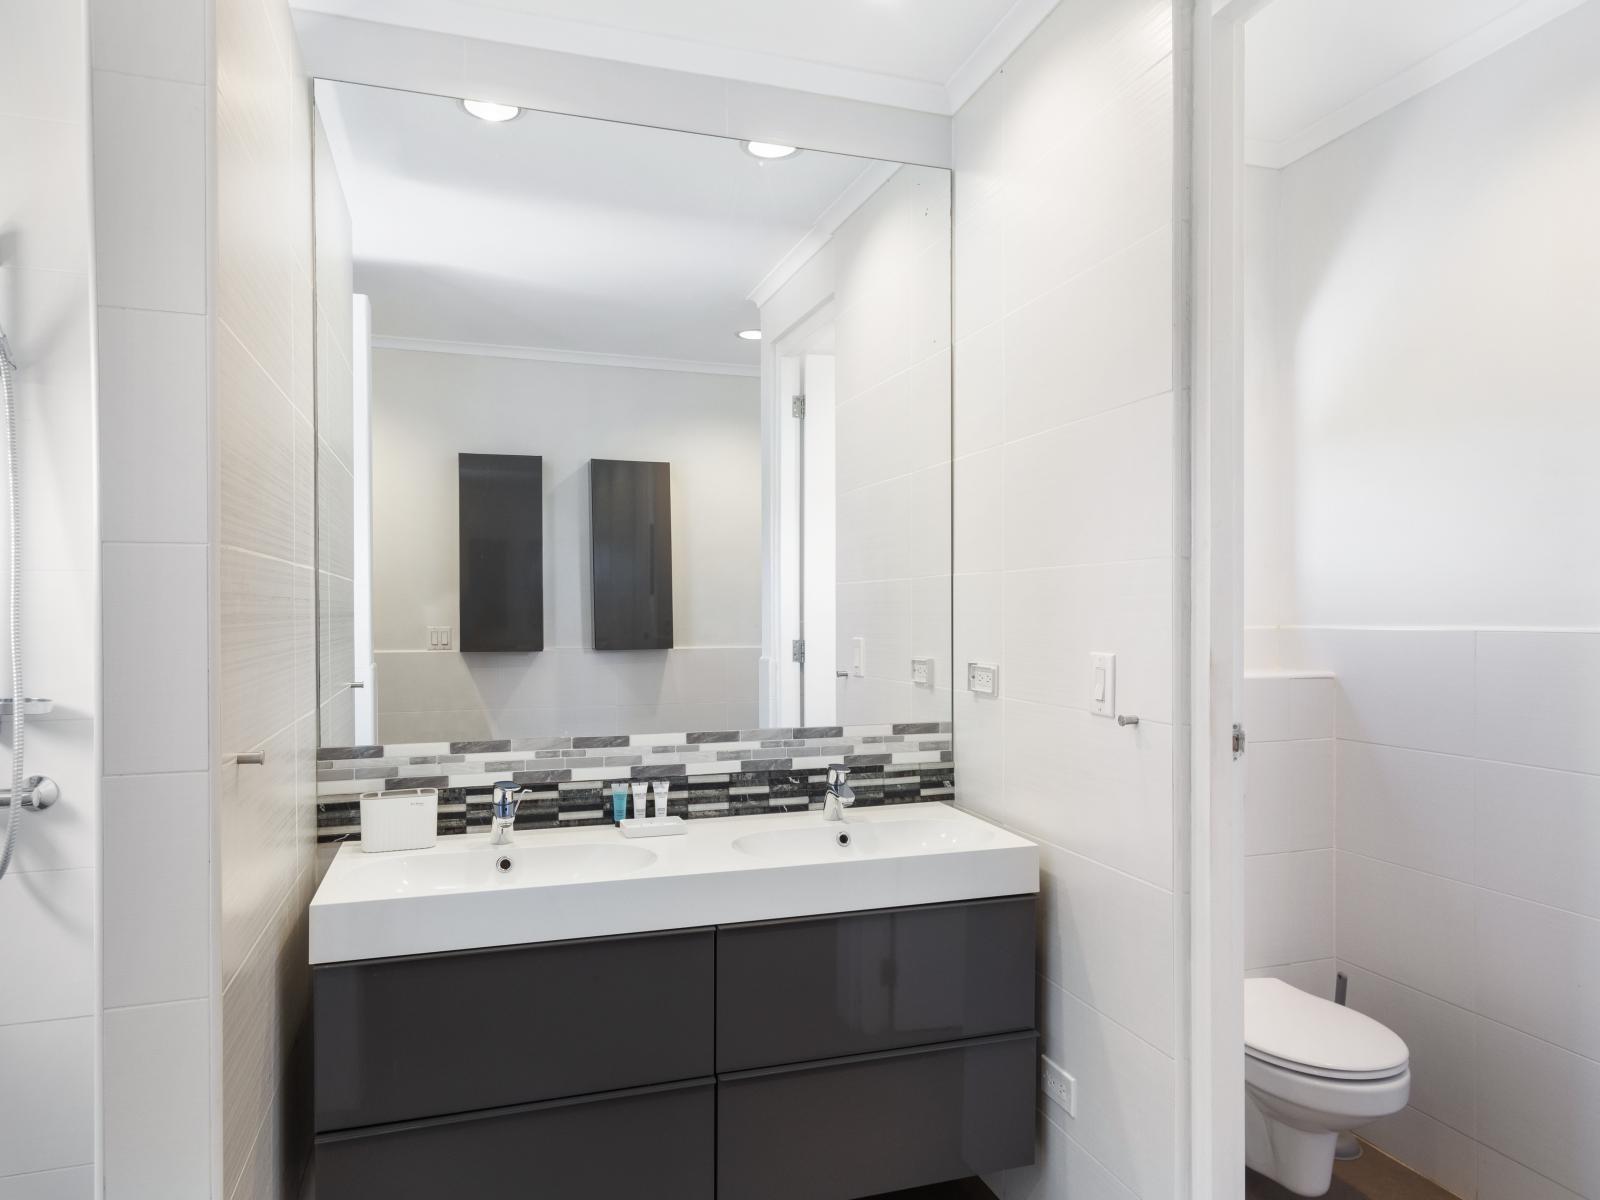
716;896;1035;1071
314;927;713;1131
317;1078;714;1200
717;1032;1037;1200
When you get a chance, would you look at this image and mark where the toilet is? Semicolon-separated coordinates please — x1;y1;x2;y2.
1244;978;1410;1196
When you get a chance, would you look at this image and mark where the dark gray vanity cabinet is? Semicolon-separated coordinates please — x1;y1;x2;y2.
717;895;1036;1070
313;927;714;1131
313;898;1036;1200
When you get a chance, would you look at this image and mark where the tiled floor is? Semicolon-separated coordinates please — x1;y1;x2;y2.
1246;1142;1461;1200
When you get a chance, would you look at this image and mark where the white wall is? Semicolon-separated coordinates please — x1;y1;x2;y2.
0;3;99;1193
950;1;1185;1197
1244;6;1600;1198
829;164;954;728
368;348;762;742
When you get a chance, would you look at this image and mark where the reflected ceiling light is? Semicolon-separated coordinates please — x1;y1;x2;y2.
460;98;522;123
737;329;763;341
742;140;799;160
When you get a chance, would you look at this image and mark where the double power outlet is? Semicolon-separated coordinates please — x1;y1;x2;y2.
1040;1055;1077;1118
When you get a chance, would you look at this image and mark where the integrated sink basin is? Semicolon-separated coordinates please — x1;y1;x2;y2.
732;817;994;862
310;802;1038;963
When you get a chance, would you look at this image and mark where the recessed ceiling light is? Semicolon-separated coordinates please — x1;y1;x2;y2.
461;99;521;123
737;329;763;341
742;140;799;160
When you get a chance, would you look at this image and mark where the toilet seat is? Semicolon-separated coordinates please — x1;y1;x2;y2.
1245;978;1409;1081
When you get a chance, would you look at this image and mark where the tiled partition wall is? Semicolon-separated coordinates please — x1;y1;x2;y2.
1240;672;1336;997
1265;628;1600;1200
90;0;217;1196
317;723;952;842
950;0;1187;1197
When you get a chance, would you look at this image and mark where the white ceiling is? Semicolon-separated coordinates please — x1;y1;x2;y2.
317;80;885;368
1245;0;1587;167
289;0;1060;113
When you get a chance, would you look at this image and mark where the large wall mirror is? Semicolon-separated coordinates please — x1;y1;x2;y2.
311;80;952;771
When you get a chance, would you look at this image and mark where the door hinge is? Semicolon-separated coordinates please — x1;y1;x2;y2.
1233;723;1247;758
791;638;806;665
791;394;806;418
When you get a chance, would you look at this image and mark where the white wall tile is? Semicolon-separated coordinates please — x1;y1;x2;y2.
1246;958;1337;999
1003;700;1174;889
1279;628;1477;756
953;195;1004;344
1243;850;1334;969
1338;964;1477;1138
0;116;89;273
89;0;207;83
1475;889;1600;1062
1336;852;1476;1009
102;774;211;1009
1243;738;1334;855
1003;1110;1138;1200
0;1166;94;1200
219;723;300;988
103;1000;211;1200
1477;1145;1586;1200
0;720;97;874
953;448;1003;575
953;324;1004;457
1002;559;1173;723
1475;760;1600;919
1476;631;1600;776
91;72;206;314
1286;677;1336;740
1002;394;1173;571
0;869;95;1025
0;1017;93;1177
1336;741;1475;882
1241;675;1293;744
97;308;209;543
1362;1104;1479;1200
1476;1016;1600;1198
1039;979;1175;1200
1037;839;1176;1055
102;543;210;775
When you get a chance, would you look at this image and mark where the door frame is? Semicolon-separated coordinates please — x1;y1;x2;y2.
1188;0;1267;1194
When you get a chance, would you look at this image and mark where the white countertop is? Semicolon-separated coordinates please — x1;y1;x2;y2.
309;802;1039;964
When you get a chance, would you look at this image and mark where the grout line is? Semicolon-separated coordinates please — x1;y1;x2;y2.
1336;846;1600;925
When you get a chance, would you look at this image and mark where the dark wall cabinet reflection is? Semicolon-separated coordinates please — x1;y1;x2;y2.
458;453;543;652
590;458;673;650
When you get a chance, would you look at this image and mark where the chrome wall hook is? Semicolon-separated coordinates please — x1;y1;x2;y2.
1116;714;1140;727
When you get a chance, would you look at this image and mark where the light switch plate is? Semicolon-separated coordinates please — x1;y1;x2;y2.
967;662;998;696
427;625;453;651
1041;1055;1076;1117
851;636;866;678
911;657;934;686
1090;652;1115;716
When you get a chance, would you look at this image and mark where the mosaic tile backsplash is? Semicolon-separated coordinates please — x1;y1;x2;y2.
317;723;955;845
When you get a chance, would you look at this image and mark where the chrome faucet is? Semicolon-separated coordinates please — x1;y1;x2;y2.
821;765;855;821
490;781;522;845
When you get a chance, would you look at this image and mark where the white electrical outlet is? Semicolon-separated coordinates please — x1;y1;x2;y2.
967;662;998;696
911;657;934;686
1040;1055;1076;1117
1090;651;1115;716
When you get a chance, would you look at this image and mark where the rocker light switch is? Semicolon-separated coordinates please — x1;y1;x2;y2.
1090;652;1115;717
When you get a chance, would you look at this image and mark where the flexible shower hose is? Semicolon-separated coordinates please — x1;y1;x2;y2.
0;346;22;880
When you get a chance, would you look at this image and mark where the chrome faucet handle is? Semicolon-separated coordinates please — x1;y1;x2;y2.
491;780;522;821
822;764;855;821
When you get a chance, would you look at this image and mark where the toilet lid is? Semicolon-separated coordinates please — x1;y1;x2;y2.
1244;978;1409;1080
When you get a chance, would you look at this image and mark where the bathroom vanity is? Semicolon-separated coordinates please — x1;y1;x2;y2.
310;803;1039;1199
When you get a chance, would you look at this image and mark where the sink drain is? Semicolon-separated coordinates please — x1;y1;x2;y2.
495;855;514;873
836;831;851;847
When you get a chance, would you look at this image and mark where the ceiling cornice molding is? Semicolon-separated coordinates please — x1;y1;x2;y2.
290;0;952;113
944;0;1062;112
371;335;761;377
1245;0;1587;169
747;160;900;309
